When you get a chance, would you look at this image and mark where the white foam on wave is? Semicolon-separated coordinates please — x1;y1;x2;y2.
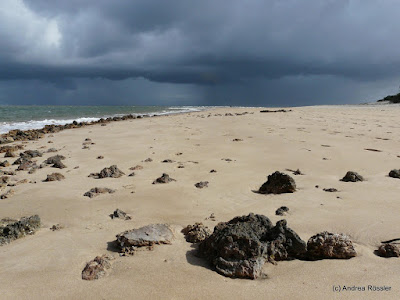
0;106;208;134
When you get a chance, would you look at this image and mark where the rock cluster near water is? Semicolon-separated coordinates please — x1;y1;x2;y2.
258;171;296;194
0;215;41;246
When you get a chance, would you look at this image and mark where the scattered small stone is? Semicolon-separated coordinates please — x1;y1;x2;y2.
177;165;184;168
221;158;232;162
323;188;338;192
260;109;292;113
97;156;104;159
275;206;289;216
130;165;143;170
341;171;364;182
285;168;303;175
50;224;63;231
82;254;114;281
162;159;174;163
257;171;296;194
205;213;216;221
89;165;125;179
128;172;135;177
233;138;243;142
20;150;43;159
0;215;41;245
195;181;209;189
4;150;16;158
44;173;65;182
176;152;183;156
152;173;176;184
143;158;153;162
315;185;319;188
364;148;382;152
0;189;14;199
110;209;131;220
47;148;58;153
377;244;400;258
388;169;400;179
210;169;217;173
84;187;116;198
116;224;173;254
182;223;211;243
0;176;9;184
0;161;10;167
306;232;357;260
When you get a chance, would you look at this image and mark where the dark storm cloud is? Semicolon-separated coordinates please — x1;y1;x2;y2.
1;0;400;105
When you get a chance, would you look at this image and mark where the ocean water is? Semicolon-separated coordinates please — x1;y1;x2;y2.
0;105;206;134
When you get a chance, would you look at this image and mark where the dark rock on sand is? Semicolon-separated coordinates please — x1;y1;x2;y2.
341;171;364;182
47;148;58;153
0;176;9;184
116;224;173;254
0;160;10;167
110;209;131;220
82;254;114;280
388;169;400;179
198;213;306;279
210;169;217;173
182;223;211;243
377;244;400;258
0;189;14;199
4;149;16;158
44;173;65;182
195;181;209;189
144;158;153;162
20;150;42;159
162;159;175;163
258;171;296;194
153;173;176;184
16;159;37;171
89;165;125;179
323;188;338;192
232;138;243;142
44;155;65;165
50;224;64;231
275;206;289;216
84;187;116;198
97;156;104;159
306;232;357;260
128;172;135;177
0;215;41;246
130;165;143;170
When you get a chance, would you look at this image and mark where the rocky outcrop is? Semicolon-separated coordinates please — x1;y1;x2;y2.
198;213;306;279
377;244;400;257
0;215;41;245
258;171;296;194
89;165;125;179
152;173;176;184
116;224;173;254
389;169;400;179
44;173;65;182
182;223;211;243
82;254;114;280
341;171;364;182
306;232;357;259
84;187;115;198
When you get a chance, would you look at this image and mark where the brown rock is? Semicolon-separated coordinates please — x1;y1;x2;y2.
306;232;357;259
89;165;125;179
81;254;114;280
152;173;176;184
44;173;65;182
377;244;400;257
182;223;211;243
84;187;115;198
194;181;209;189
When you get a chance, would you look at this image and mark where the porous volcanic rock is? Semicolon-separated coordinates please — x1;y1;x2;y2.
116;224;173;254
258;171;296;194
198;213;306;279
44;173;65;182
182;223;211;243
341;171;364;182
152;173;176;184
377;244;400;258
89;165;125;179
0;215;41;245
84;187;115;198
82;254;114;280
388;169;400;179
306;232;357;259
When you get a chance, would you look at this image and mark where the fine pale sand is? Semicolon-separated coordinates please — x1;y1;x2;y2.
1;106;400;299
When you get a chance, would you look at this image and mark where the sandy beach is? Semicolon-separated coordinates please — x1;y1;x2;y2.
1;105;400;299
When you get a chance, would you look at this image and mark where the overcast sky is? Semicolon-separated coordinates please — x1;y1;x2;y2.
0;0;399;106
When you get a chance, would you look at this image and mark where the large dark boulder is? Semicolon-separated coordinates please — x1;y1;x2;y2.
198;213;306;279
258;171;296;194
